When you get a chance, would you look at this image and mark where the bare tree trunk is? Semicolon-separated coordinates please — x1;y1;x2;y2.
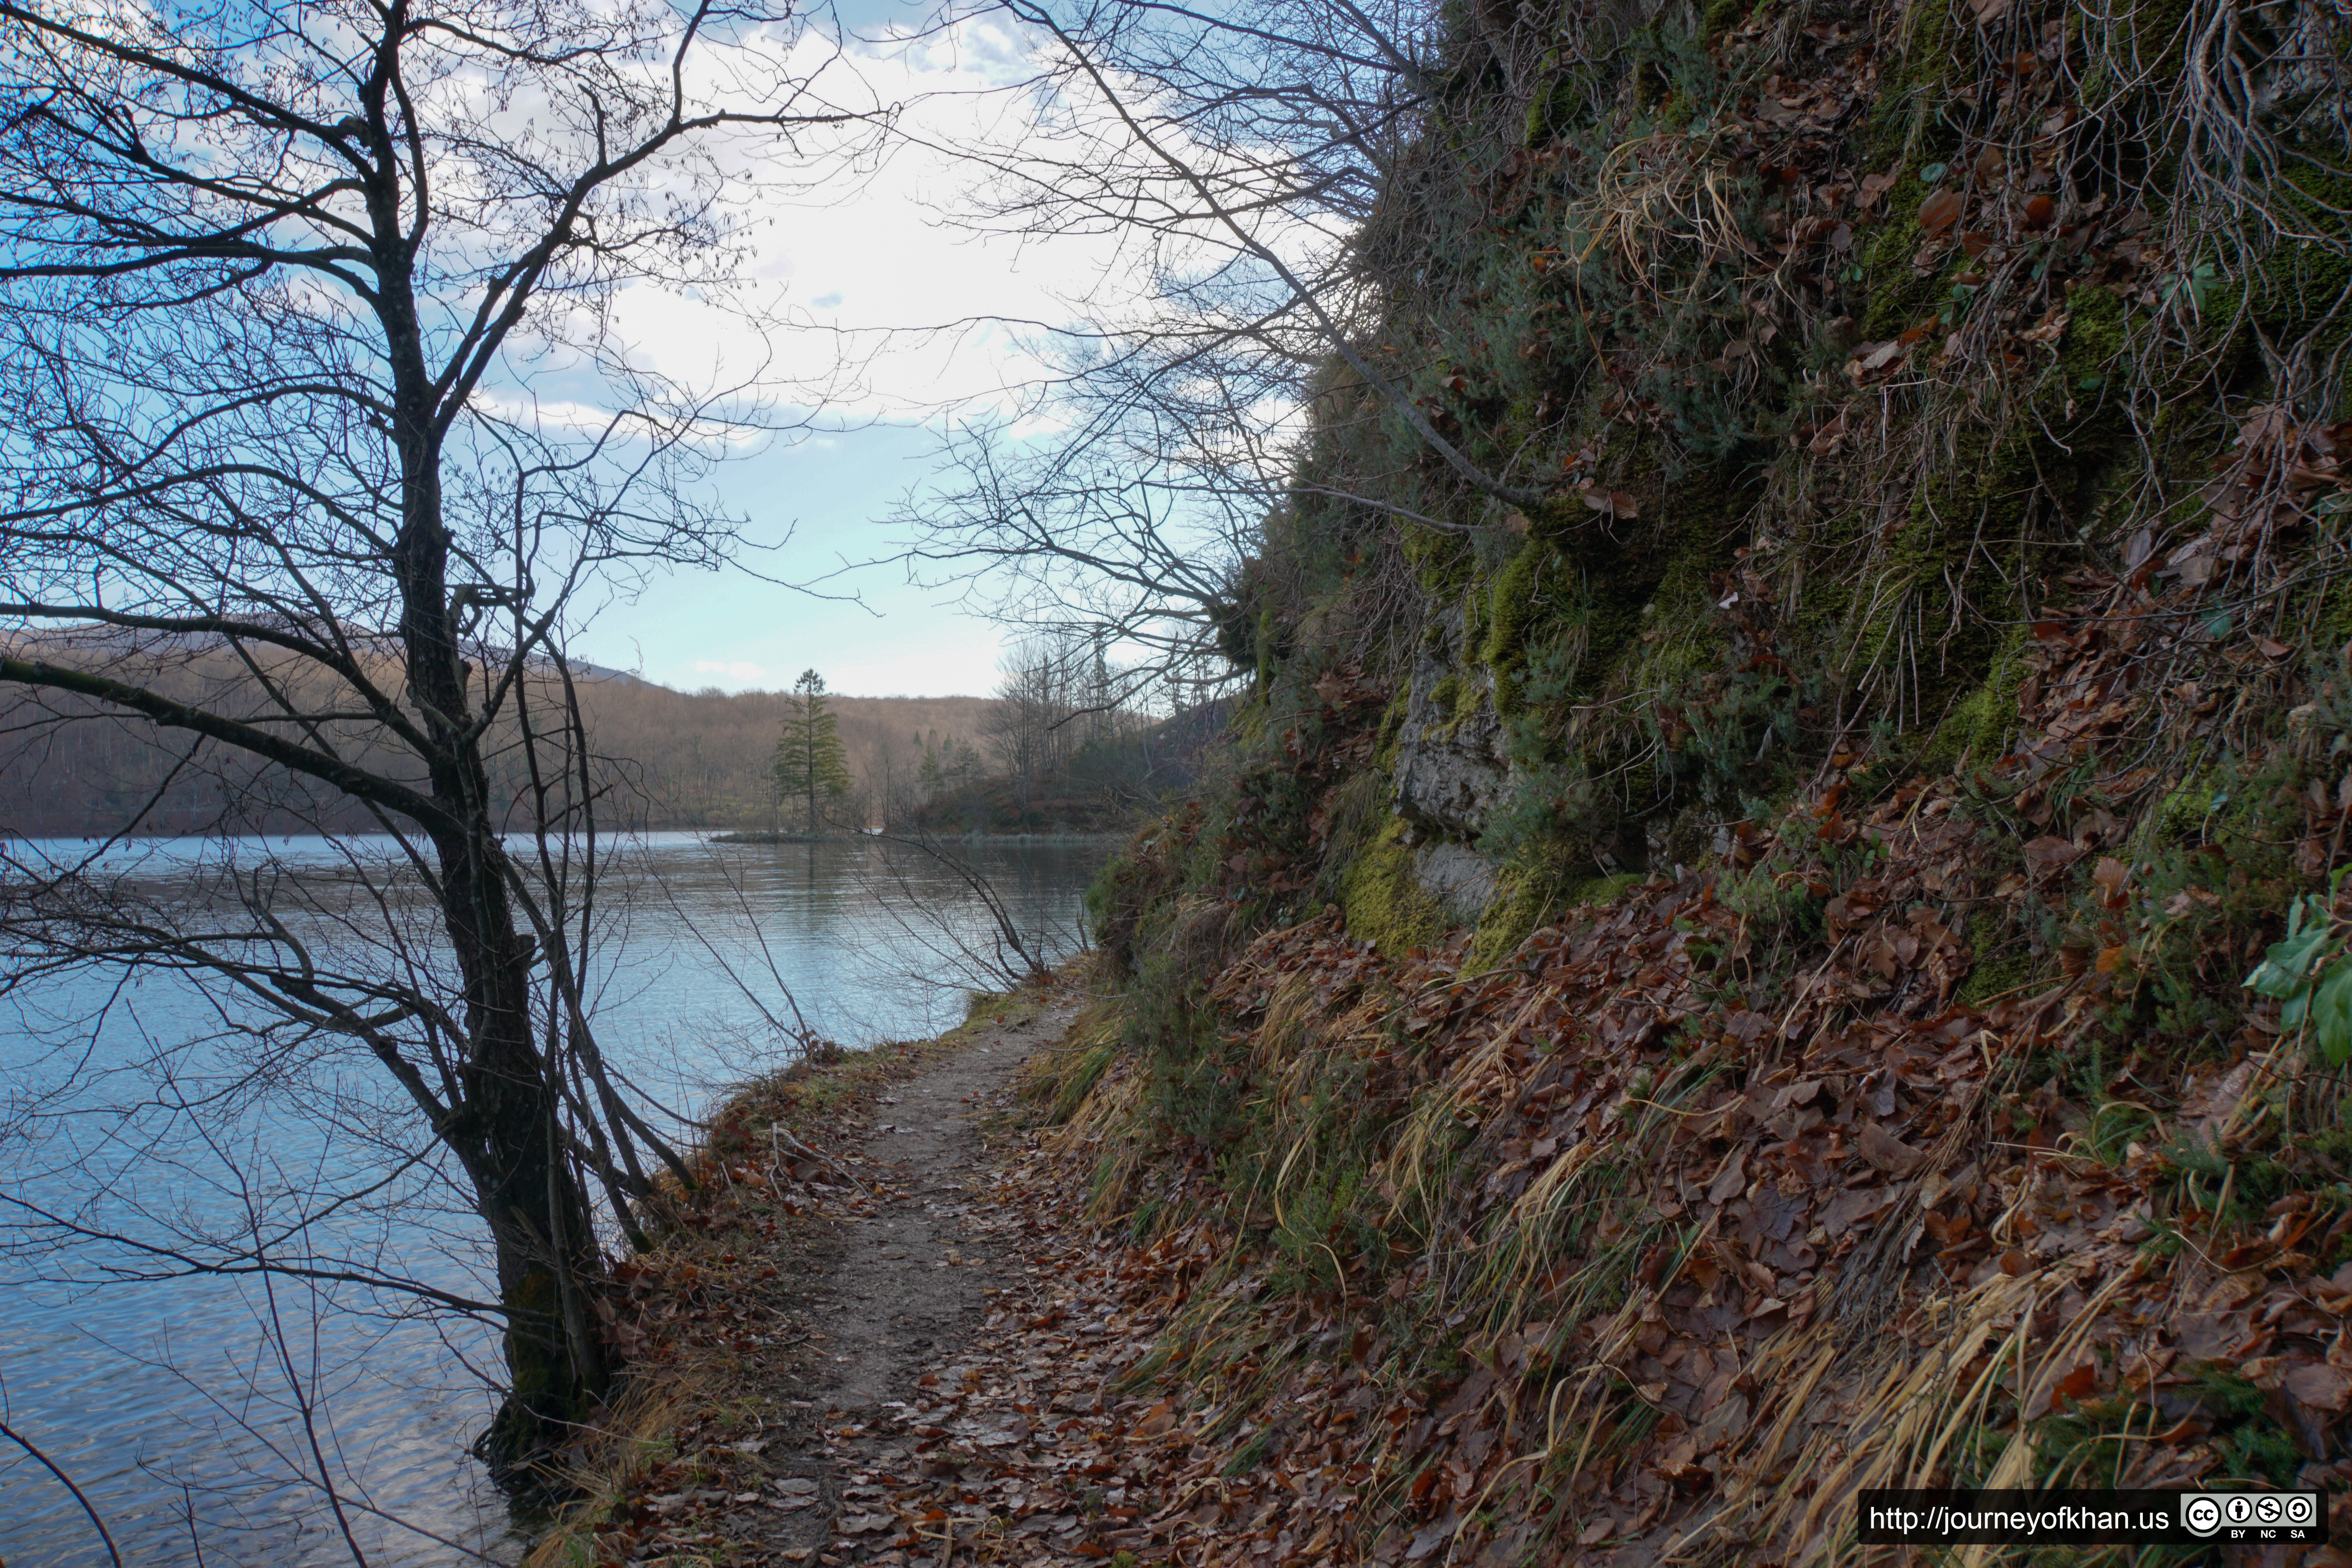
390;356;612;1459
0;0;884;1490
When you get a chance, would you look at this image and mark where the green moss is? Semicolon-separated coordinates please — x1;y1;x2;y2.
1373;683;1412;772
1815;384;2138;739
1697;0;1751;39
2152;775;2220;844
2058;285;2131;385
2198;168;2352;403
1570;870;1644;909
1717;866;1822;941
1922;620;2029;771
1536;499;1717;717
1859;202;1936;339
2312;557;2352;652
1465;868;1544;971
1462;576;1493;657
1481;537;1553;714
1472;483;1747;871
1339;817;1448;956
1402;517;1477;595
2110;0;2202;87
1956;947;2039;1009
1623;541;1727;687
1526;62;1587;146
1894;0;1957;85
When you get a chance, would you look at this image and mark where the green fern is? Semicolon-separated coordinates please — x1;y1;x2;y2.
2243;884;2352;1063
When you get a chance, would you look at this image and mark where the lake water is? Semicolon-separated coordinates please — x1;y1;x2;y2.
0;832;1111;1568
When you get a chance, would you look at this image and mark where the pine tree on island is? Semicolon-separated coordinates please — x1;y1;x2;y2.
773;669;853;833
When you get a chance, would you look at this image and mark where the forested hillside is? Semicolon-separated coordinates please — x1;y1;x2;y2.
1009;0;2352;1555
582;684;1000;830
0;635;1228;836
0;637;1004;835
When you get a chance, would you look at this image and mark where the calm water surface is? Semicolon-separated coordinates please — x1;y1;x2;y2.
0;832;1108;1567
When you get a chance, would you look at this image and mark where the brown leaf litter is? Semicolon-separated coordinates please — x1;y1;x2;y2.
542;410;2352;1562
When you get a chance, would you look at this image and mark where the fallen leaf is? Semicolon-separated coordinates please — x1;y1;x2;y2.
1406;1514;1461;1560
2024;836;2082;883
2287;1363;2352;1412
1844;340;1907;381
1859;1122;1926;1177
1708;1147;1748;1205
2018;309;2070;345
1822;1185;1893;1237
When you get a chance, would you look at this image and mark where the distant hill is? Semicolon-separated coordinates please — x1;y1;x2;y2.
0;628;1004;837
584;684;1004;831
0;626;1234;838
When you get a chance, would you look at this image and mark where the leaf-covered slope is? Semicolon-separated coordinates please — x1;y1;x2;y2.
1050;0;2352;1556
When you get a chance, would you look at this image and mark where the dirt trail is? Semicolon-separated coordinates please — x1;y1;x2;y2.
799;1002;1069;1435
661;998;1077;1566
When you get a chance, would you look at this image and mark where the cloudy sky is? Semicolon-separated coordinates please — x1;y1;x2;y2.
563;13;1141;699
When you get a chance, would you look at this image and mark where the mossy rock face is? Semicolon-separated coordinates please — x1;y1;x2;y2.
1481;535;1555;715
971;0;2352;1550
1393;600;1514;840
1465;866;1542;970
1340;817;1448;956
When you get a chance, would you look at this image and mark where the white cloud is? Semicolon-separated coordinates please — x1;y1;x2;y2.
595;13;1292;424
570;10;1316;699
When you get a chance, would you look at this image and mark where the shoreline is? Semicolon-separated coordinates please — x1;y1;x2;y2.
704;828;1132;846
0;826;1138;846
522;982;1069;1567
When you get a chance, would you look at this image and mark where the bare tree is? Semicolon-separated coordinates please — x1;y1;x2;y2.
969;629;1181;822
0;0;888;1482
897;0;1573;677
0;1416;124;1568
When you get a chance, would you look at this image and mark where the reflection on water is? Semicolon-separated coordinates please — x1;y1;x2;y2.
0;832;1108;1568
